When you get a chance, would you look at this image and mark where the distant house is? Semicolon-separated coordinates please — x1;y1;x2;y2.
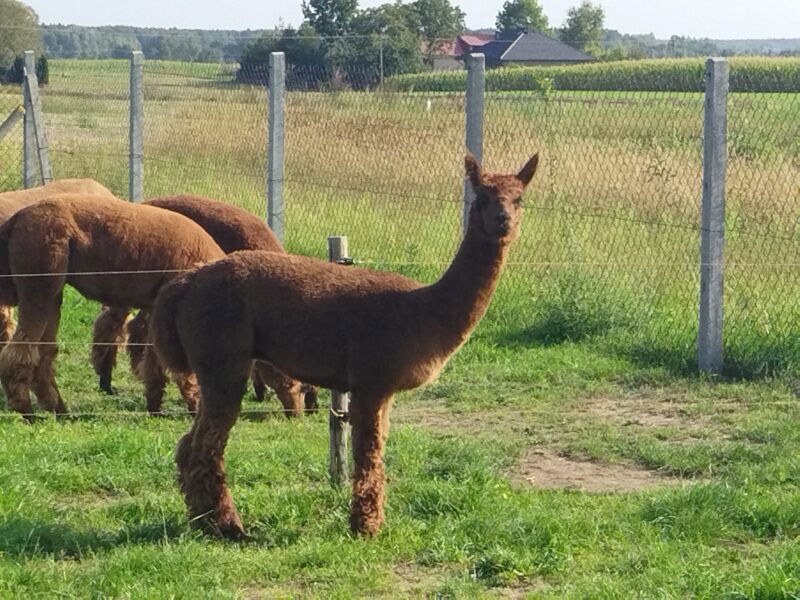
432;34;494;70
434;29;596;69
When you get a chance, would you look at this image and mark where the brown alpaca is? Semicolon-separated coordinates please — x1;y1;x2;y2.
151;153;539;538
0;178;116;222
0;179;116;343
90;195;317;415
0;194;225;421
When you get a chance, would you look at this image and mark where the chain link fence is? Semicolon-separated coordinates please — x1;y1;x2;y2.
0;79;23;192
1;52;798;386
724;72;800;375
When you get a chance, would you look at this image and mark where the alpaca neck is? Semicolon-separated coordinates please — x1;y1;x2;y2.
423;222;509;354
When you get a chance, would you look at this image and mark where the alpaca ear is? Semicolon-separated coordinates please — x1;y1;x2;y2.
464;153;483;188
516;153;540;188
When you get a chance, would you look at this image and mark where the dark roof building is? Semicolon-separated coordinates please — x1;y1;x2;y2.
458;29;596;67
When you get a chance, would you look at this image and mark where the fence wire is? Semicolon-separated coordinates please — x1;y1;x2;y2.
0;54;798;422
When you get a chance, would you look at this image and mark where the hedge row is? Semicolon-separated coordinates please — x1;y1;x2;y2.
383;57;800;93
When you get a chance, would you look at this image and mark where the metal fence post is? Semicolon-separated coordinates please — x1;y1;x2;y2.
268;52;286;244
129;51;144;202
463;53;485;235
327;235;350;486
22;51;37;188
698;58;729;374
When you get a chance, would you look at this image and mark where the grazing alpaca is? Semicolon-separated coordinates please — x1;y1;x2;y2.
0;179;116;343
151;153;539;538
90;195;317;415
0;179;116;222
0;194;225;420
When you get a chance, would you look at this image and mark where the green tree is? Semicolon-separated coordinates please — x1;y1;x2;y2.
0;0;42;67
302;0;359;38
560;1;604;55
495;0;549;37
331;2;424;80
238;25;326;85
410;0;465;64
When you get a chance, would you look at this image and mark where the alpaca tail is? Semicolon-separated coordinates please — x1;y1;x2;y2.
0;216;18;306
150;273;194;374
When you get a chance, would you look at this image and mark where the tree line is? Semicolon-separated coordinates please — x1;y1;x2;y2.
41;25;260;62
1;0;797;87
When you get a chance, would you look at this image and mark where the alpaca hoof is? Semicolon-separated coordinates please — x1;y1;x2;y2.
195;513;247;540
149;410;167;418
99;375;117;395
349;512;384;537
217;520;248;541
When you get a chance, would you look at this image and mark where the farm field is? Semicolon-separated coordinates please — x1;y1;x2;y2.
0;58;799;597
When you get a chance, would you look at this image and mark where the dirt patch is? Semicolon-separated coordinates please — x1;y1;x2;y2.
392;405;531;437
572;396;706;428
392;562;449;596
510;449;681;493
392;563;550;598
569;396;734;446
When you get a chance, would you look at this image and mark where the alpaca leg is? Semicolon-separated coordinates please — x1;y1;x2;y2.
140;346;169;415
349;395;394;536
0;339;37;420
251;365;266;402
176;374;248;539
172;371;200;413
0;300;60;421
302;384;319;414
30;298;67;415
91;306;130;394
0;305;16;346
252;361;304;417
126;310;148;381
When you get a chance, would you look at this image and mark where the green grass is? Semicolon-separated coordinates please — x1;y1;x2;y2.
2;323;800;596
0;59;800;596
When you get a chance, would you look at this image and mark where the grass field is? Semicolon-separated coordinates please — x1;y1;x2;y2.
0;59;799;597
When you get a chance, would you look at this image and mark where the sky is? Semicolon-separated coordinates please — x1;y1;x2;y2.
22;0;800;40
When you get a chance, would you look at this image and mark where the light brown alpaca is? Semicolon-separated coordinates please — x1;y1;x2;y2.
151;153;539;538
0;179;116;343
0;194;225;421
91;195;317;415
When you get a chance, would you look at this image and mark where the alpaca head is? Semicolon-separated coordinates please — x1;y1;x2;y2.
464;153;539;243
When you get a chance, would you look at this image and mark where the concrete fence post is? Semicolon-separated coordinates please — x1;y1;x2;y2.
129;51;144;202
22;51;53;187
268;52;286;244
463;53;485;235
327;235;350;486
22;51;35;188
698;57;729;374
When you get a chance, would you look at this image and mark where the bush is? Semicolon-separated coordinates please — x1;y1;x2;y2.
1;55;49;85
383;57;800;93
519;271;637;345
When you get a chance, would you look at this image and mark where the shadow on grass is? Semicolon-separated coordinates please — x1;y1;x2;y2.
495;321;800;383
0;515;188;558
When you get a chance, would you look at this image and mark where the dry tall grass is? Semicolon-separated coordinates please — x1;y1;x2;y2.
2;59;798;375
